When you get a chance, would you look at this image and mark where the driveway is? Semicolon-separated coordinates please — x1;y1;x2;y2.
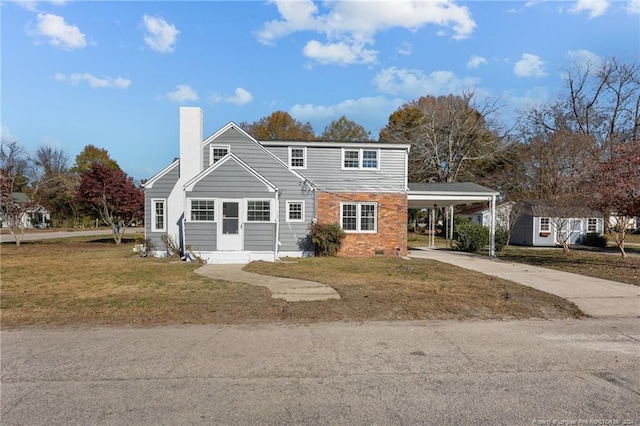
0;228;138;243
409;248;640;318
2;319;638;425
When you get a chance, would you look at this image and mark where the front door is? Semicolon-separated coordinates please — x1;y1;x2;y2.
218;200;243;250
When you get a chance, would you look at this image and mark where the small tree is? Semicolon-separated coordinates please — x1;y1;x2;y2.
586;141;640;257
77;163;143;244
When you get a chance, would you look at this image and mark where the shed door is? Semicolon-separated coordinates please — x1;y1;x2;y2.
218;200;243;251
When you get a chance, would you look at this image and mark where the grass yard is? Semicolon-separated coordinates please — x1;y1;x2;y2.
0;236;582;328
497;246;640;286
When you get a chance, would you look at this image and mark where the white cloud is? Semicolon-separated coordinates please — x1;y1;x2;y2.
211;88;253;105
290;96;404;135
467;55;487;69
142;15;179;53
14;0;68;12
397;42;412;56
373;67;480;97
303;40;377;65
166;84;199;102
257;0;476;65
569;0;610;18
514;53;547;78
54;73;131;88
28;13;86;49
627;0;640;13
567;49;602;70
1;125;18;143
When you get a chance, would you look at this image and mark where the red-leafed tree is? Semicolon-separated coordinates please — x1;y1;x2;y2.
77;163;143;244
587;141;640;257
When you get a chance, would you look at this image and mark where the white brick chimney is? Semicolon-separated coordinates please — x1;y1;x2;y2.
179;107;203;181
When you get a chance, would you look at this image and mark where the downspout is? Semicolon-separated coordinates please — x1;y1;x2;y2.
489;195;496;258
274;189;280;261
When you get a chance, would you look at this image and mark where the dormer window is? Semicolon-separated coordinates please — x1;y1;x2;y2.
289;147;306;169
210;145;230;165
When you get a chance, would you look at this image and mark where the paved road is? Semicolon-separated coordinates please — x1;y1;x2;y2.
409;248;640;318
0;229;140;243
2;319;639;425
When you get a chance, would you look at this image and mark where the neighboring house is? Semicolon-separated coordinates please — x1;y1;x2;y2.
457;202;513;230
0;193;51;229
510;200;604;247
143;107;411;263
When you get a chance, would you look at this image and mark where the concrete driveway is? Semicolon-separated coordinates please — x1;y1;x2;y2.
0;229;120;243
409;248;640;318
2;319;638;425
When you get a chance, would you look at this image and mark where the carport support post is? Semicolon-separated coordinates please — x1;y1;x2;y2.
489;195;496;258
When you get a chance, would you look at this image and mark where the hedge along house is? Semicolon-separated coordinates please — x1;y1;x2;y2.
143;107;412;263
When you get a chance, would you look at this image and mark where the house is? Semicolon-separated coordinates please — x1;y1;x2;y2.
510;200;604;247
457;201;513;230
0;193;51;229
143;107;411;263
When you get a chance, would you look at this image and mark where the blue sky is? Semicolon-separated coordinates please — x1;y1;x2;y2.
2;0;639;180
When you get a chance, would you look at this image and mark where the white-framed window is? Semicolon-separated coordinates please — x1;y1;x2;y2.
289;147;306;169
151;199;166;232
341;149;379;169
247;200;271;222
189;199;216;222
341;202;377;233
540;217;550;232
286;201;305;222
587;218;598;233
209;145;230;165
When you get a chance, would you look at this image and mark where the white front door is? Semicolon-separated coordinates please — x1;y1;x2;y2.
218;200;243;251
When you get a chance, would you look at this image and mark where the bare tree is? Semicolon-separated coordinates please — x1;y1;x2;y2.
379;90;506;183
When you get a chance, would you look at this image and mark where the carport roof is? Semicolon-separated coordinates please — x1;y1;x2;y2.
408;182;499;208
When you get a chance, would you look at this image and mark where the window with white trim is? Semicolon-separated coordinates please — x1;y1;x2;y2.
289;147;306;169
209;145;229;165
587;218;598;233
342;149;379;169
341;202;377;233
190;199;216;221
286;201;305;222
247;200;271;222
540;217;550;232
152;199;166;232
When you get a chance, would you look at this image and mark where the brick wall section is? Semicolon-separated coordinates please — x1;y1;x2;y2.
316;192;407;257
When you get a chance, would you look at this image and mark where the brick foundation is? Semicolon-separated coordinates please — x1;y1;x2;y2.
316;192;407;257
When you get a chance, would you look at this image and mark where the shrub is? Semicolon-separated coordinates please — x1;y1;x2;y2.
454;221;489;253
583;232;607;248
495;228;509;252
309;222;346;257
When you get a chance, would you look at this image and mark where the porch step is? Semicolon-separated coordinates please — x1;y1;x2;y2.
205;252;252;264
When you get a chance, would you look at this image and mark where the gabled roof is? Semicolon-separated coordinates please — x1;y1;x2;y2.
202;122;316;190
142;158;179;189
183;152;277;193
261;140;411;150
518;200;601;218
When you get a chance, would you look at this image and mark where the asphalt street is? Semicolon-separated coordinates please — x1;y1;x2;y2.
2;318;639;425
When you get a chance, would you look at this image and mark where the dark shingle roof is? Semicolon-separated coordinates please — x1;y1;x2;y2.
408;182;498;194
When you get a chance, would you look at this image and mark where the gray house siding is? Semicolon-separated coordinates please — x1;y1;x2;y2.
202;128;315;253
185;222;216;251
244;223;276;251
144;162;179;249
267;145;406;192
188;158;274;197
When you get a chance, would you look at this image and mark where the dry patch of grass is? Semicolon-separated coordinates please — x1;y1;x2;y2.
1;236;583;328
245;257;583;321
498;247;640;286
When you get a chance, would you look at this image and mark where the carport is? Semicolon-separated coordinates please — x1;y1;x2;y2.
408;182;499;256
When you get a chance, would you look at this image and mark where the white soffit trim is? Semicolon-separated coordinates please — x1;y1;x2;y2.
143;159;179;189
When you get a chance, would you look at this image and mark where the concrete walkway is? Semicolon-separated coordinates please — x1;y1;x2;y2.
409;248;640;318
195;264;341;302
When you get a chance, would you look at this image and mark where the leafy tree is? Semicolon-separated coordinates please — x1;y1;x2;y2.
240;111;315;140
77;163;143;244
72;144;120;173
585;140;640;257
320;116;372;141
379;90;504;183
